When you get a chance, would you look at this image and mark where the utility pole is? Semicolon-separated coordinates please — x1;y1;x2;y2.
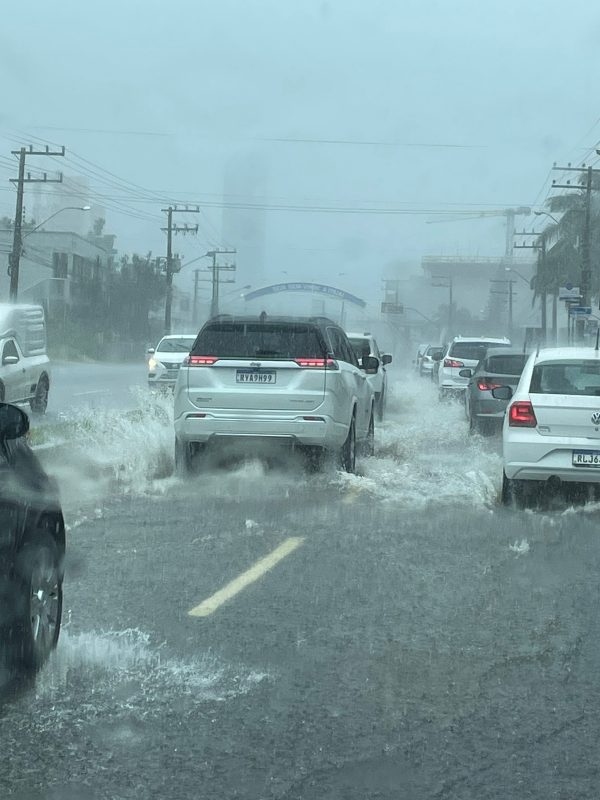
205;248;237;317
8;144;65;301
193;269;200;326
551;163;600;340
432;275;453;336
490;279;516;337
514;231;546;344
161;205;199;334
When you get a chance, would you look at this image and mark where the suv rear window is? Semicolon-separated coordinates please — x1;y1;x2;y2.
484;354;528;375
449;342;489;360
348;337;370;359
192;322;325;359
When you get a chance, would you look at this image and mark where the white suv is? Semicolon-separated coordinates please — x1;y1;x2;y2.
173;315;376;474
346;332;392;420
499;347;600;506
438;336;511;398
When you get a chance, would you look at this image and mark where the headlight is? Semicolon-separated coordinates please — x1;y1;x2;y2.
148;358;158;370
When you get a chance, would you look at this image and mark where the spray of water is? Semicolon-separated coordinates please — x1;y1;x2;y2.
335;376;502;509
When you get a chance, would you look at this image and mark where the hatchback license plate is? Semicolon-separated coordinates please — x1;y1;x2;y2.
236;370;276;384
572;450;600;467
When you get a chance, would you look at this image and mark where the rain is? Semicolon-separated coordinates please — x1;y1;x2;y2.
2;2;600;799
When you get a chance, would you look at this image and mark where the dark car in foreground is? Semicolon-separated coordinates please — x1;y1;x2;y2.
0;404;65;674
462;349;529;435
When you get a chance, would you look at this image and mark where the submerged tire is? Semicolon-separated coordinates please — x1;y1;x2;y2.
375;392;385;421
501;472;528;509
175;438;194;476
340;416;356;474
30;376;49;414
362;411;375;457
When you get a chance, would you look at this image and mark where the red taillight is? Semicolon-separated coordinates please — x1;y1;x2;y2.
186;355;219;366
509;401;537;427
294;357;338;369
477;380;502;392
444;358;464;369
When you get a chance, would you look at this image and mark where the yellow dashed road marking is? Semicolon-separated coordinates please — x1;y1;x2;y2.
188;537;305;617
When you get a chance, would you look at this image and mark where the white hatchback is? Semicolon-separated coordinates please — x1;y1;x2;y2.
498;347;600;505
173;315;376;474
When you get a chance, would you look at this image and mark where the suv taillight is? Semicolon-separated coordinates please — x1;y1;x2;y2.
444;358;464;368
294;357;338;369
509;400;537;427
185;355;219;366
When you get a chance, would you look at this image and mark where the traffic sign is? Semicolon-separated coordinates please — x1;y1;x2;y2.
381;302;404;314
569;306;592;316
559;285;581;300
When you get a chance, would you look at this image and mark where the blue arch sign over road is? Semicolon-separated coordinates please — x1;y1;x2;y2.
244;282;366;308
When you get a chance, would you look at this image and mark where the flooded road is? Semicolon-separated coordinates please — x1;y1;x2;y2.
3;374;600;799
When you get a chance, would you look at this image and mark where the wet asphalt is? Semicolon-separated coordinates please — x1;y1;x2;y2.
2;375;600;799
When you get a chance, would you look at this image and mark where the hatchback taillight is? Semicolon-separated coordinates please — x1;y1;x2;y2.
444;358;464;368
294;357;338;369
185;355;219;366
509;401;537;427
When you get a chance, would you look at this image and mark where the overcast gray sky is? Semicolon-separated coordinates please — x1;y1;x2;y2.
1;0;599;302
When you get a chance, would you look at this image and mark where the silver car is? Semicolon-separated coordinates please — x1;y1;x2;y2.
148;334;197;390
462;349;529;435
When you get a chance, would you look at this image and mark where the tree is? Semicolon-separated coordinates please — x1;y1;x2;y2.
536;173;600;298
108;253;166;341
91;217;105;236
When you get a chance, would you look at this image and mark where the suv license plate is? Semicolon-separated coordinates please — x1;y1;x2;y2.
236;370;276;384
572;450;600;467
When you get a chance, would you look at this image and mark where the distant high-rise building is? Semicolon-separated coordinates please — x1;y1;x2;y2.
221;153;267;288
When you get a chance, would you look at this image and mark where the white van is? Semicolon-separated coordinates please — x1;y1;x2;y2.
0;304;50;413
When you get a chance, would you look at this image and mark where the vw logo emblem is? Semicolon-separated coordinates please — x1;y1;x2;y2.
592;412;600;425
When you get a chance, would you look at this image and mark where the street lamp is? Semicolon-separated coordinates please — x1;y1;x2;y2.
23;205;91;238
534;210;560;225
10;205;91;301
505;266;531;286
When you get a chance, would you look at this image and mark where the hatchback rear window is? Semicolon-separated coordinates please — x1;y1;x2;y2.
192;322;324;359
484;354;528;375
530;360;600;396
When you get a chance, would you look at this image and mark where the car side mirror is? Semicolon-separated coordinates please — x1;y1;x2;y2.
458;368;472;378
432;352;442;362
381;354;392;366
362;355;379;373
147;347;155;355
0;403;29;439
2;355;18;366
491;386;513;400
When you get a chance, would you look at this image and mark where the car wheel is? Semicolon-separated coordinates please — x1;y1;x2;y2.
30;376;49;414
501;472;527;509
362;410;375;457
375;391;385;421
6;532;63;671
175;438;195;476
468;413;478;435
340;415;356;473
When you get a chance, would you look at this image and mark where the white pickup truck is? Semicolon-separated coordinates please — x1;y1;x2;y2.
0;304;50;413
